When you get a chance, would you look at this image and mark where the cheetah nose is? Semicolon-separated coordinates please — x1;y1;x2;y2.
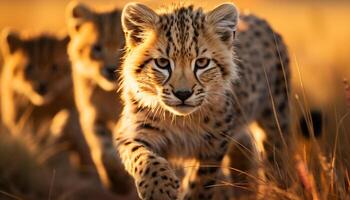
35;83;47;95
101;66;117;81
173;90;193;102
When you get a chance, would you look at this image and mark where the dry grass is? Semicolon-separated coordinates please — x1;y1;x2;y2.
0;125;135;200
0;128;50;200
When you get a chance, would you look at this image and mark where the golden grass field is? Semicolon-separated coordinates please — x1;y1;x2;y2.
1;0;350;199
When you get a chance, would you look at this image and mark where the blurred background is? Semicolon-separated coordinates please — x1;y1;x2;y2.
1;0;350;199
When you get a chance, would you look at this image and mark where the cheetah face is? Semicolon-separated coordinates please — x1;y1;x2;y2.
66;2;124;91
122;3;239;116
152;57;218;116
1;31;71;106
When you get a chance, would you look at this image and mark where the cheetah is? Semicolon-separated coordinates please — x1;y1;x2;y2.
115;2;290;200
1;29;71;133
0;29;93;170
65;2;134;194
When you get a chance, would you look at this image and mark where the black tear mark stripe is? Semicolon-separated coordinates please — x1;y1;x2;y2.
152;67;163;74
200;66;217;76
135;58;152;73
194;65;216;85
212;59;227;77
152;67;171;86
162;67;172;85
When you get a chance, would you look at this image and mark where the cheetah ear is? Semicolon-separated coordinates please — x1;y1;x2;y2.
60;35;70;46
66;1;93;34
206;3;239;43
121;3;158;47
1;28;22;56
57;35;70;52
57;35;71;63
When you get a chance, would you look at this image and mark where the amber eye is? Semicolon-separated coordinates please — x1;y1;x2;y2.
195;58;210;69
92;44;102;53
91;44;103;59
155;58;170;69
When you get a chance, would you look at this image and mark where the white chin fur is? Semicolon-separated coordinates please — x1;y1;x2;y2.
162;104;197;116
30;94;46;106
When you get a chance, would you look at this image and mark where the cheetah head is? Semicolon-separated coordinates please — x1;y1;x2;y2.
1;30;71;106
122;3;239;116
66;2;124;91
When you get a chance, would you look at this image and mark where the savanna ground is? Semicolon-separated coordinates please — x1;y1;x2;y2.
0;0;350;199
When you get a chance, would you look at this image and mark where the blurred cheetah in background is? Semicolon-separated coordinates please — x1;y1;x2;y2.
0;29;93;174
0;30;72;132
65;1;134;194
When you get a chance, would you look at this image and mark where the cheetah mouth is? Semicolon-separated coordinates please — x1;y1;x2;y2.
28;93;53;106
160;102;198;116
175;103;196;108
161;100;202;116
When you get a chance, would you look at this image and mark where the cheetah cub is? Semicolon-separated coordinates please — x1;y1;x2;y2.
66;1;133;194
116;2;290;200
0;30;72;133
0;29;93;170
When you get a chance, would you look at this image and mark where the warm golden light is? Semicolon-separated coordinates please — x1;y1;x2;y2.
0;1;349;200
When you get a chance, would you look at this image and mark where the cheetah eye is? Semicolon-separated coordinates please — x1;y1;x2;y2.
154;58;170;69
92;44;102;53
91;44;103;59
195;58;210;69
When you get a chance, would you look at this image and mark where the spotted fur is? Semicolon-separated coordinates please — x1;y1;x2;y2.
115;3;290;200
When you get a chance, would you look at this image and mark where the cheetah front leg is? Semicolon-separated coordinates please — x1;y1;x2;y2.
182;142;230;200
79;108;112;186
73;74;114;188
1;89;24;134
116;135;180;200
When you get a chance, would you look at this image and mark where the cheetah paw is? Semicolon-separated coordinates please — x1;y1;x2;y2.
136;158;179;200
